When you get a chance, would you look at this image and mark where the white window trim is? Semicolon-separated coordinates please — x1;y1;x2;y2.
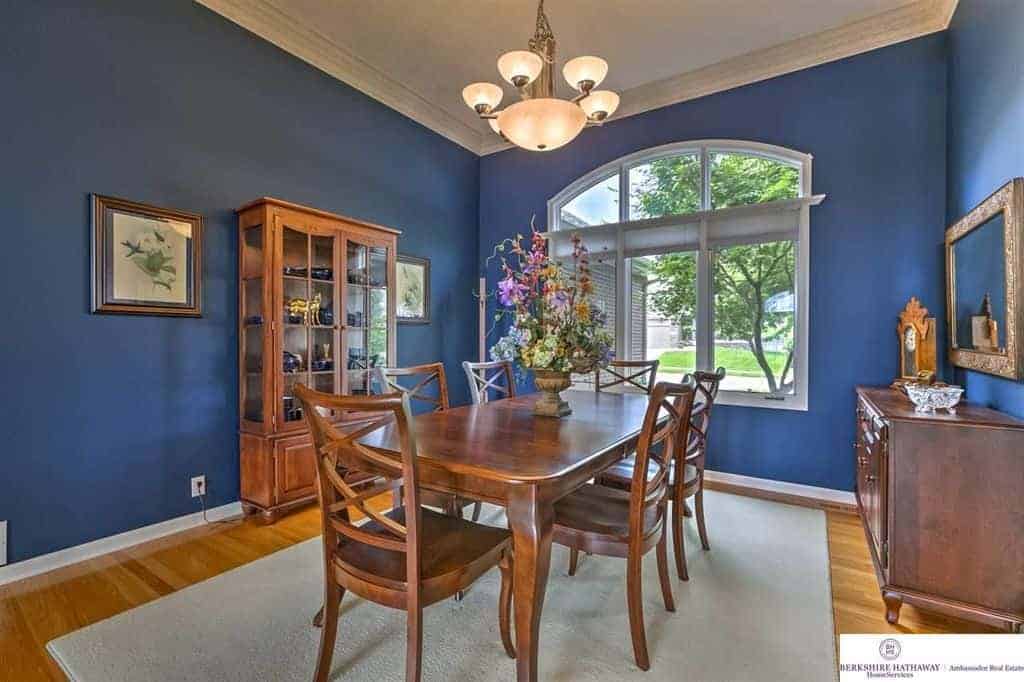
545;140;824;412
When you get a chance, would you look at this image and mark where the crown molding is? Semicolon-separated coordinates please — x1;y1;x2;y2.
479;0;958;155
195;0;485;153
196;0;957;158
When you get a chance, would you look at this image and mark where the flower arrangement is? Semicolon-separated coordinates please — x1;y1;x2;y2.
489;225;613;375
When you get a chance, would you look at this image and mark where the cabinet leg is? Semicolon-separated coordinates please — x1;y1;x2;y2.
883;592;903;625
241;503;279;525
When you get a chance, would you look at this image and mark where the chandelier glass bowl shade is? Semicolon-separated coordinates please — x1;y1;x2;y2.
463;0;619;152
497;50;544;87
579;90;620;121
496;98;588;151
462;82;504;114
563;56;608;91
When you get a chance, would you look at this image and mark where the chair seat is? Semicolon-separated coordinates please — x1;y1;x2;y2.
599;456;700;490
334;506;510;604
553;484;661;549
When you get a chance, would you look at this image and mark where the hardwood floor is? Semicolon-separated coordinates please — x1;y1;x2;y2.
0;502;995;681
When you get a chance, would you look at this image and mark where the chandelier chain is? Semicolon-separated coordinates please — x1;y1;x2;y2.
529;0;555;62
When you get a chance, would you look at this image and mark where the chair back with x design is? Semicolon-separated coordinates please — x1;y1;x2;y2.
462;360;516;405
295;384;423;586
684;367;726;469
595;359;660;394
373;362;450;412
629;379;697;542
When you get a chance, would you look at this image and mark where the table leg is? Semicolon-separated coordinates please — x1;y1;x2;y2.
507;485;554;682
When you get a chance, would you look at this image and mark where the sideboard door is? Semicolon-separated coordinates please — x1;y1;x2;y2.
856;401;888;569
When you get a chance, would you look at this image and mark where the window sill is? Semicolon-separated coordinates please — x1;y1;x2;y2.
716;390;808;411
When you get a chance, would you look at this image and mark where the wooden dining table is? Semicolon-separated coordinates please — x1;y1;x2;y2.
360;389;652;682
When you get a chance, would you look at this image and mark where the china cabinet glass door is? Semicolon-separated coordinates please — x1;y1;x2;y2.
241;223;265;425
280;224;340;426
344;239;389;396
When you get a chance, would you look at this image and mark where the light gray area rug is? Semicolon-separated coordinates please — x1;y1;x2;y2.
48;491;836;681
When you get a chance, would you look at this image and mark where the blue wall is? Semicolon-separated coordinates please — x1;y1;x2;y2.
480;35;949;492
947;0;1024;419
0;1;479;563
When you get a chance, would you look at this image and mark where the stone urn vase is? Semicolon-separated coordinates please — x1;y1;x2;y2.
533;369;572;418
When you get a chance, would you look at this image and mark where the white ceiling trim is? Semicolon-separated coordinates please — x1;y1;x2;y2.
196;0;485;153
197;0;957;157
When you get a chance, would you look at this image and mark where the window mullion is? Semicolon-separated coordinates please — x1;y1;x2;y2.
615;227;627;362
696;218;713;372
618;167;630;359
700;146;711;211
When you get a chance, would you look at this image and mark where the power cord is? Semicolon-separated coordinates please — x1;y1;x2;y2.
196;485;238;526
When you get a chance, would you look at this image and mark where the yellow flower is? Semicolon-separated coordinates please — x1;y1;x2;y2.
575;302;590;319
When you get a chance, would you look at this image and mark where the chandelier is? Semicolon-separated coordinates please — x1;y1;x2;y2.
462;0;620;152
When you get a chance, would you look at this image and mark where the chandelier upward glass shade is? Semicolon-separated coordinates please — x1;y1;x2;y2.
462;0;619;152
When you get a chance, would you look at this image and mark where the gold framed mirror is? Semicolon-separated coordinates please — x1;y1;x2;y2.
945;178;1024;380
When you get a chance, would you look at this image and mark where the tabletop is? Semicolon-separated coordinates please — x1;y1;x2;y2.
359;390;653;483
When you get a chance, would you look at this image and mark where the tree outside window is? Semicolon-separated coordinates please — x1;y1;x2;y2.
636;153;800;395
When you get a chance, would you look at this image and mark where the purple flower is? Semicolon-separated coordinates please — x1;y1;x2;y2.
497;276;528;307
547;289;570;312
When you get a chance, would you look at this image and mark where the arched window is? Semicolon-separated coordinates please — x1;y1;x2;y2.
546;141;823;410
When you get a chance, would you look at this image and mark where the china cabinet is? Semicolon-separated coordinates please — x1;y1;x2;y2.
237;197;398;523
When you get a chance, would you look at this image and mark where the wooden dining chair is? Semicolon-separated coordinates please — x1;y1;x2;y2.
594;359;659;393
566;359;659;576
596;367;726;581
670;367;725;578
295;384;515;682
552;380;696;671
373;362;483;522
462;360;516;404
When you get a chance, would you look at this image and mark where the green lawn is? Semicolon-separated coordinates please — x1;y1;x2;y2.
656;346;789;378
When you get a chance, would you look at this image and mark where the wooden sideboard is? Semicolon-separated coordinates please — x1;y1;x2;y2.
855;386;1024;632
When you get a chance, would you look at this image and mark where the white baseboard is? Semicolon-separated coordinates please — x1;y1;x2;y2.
704;469;856;511
0;501;243;587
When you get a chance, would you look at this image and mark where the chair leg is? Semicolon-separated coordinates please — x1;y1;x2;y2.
656;522;676;613
695;487;710;551
445;496;463;519
673;496;689;581
567;548;580;576
313;581;344;682
626;550;650;671
498;551;516;659
471;501;482;522
406;604;423;682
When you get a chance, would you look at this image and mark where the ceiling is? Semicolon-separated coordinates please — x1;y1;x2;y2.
198;0;957;155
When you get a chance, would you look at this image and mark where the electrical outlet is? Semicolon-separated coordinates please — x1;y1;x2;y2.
0;520;6;567
191;475;206;499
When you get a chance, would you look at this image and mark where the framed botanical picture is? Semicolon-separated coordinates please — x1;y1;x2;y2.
396;254;430;324
91;194;203;316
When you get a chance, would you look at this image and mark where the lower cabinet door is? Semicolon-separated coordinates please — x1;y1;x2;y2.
274;434;318;503
863;436;887;568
